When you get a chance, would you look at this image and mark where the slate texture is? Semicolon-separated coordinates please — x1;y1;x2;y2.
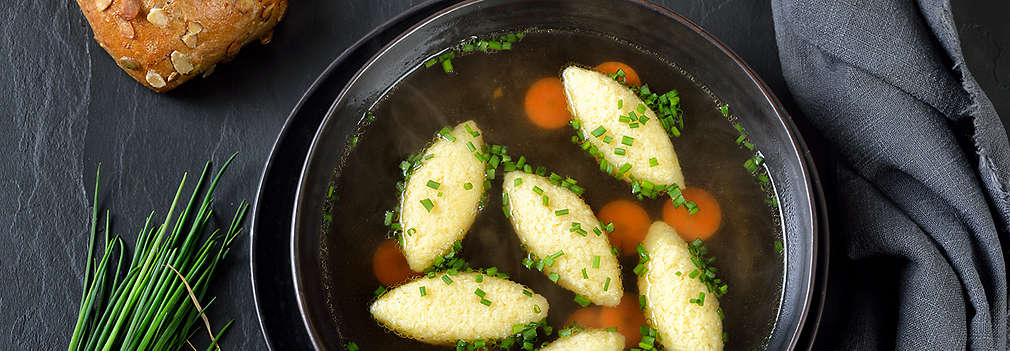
0;0;1005;350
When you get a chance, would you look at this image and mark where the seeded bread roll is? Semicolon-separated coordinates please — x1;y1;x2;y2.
76;0;287;92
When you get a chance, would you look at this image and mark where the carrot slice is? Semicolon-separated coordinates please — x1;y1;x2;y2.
662;187;723;241
594;62;641;86
523;77;572;130
566;307;603;329
599;295;648;346
598;199;651;256
372;239;418;286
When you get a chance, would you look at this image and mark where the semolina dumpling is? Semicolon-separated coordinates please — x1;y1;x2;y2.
502;171;623;306
638;221;723;351
539;329;625;351
370;272;549;346
562;66;684;188
399;121;486;272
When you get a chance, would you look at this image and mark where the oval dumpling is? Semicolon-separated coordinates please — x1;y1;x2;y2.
562;66;684;188
370;272;549;345
540;329;625;351
638;221;723;351
400;121;486;272
503;171;623;306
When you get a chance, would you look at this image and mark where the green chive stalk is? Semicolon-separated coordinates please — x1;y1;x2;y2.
68;154;247;351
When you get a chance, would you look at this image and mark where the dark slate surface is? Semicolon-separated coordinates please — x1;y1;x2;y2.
1;0;1005;350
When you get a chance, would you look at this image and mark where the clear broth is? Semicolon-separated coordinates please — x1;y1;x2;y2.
321;29;784;350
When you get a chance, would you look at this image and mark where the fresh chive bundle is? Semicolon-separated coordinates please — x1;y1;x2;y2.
68;154;247;351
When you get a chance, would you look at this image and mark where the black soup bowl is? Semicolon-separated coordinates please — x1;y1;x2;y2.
291;0;819;350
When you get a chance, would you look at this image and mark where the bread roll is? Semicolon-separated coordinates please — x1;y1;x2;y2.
76;0;287;92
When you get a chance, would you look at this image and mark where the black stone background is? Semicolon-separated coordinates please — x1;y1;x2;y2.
1;0;1006;350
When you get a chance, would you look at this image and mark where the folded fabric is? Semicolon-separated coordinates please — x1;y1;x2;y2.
771;0;1010;349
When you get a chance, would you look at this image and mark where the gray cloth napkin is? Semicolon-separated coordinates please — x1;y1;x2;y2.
771;0;1010;349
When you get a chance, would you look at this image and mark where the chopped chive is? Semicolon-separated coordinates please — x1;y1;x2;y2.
464;124;480;137
441;59;454;73
555;209;569;216
591;126;607;137
466;141;476;152
633;263;647;276
438;126;456;142
774;240;784;254
581;268;588;279
514;177;522;186
614;148;626;155
574;295;591;307
374;285;388;296
522;290;533;297
475;274;484;283
548;272;560;283
618;163;632;175
480;298;492;306
593;255;600;268
419;286;427;296
463;182;473;190
621;136;635;146
629;123;640;128
441;275;453;284
720;104;730;116
425;58;438;67
542;195;550;206
603;277;611;291
617;99;623;109
649;157;659;167
426;180;441;190
639;295;647;310
420;198;435;212
602;135;614;144
475;288;487;297
637;103;647;114
534;305;541;313
532;186;544;195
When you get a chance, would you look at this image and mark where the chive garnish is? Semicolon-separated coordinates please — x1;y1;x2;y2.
629;123;640;128
614;148;626;156
480;299;492;306
581;268;588;279
649;157;659;167
522;290;533;297
466;141;476;152
555;209;569;216
542;195;550;206
603;277;611;291
425;58;437;67
514;177;523;186
420;198;435;212
475;288;487;297
426;180;441;190
464;124;480;137
534;305;541;313
591;126;607;137
532;186;544;195
637;103;647;114
592;255;600;268
617;99;624;109
438;126;456;142
441;59;454;73
441;275;453;284
573;295;591;307
420;286;427;296
548;272;560;283
463;182;473;190
621;136;634;146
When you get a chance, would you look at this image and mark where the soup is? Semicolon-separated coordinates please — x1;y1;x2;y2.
318;29;783;350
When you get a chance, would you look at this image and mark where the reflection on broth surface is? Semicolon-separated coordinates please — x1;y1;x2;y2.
321;29;783;350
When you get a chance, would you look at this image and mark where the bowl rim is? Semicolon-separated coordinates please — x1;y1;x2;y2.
289;0;822;349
